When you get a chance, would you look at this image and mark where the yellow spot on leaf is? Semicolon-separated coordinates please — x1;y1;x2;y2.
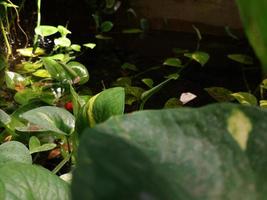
227;110;252;150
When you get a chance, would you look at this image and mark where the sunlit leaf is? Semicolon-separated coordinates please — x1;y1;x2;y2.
184;51;210;66
231;92;258;106
33;69;51;78
57;25;71;37
142;78;154;88
35;25;58;37
163;58;182;67
83;43;96;49
54;37;71;47
16;47;45;57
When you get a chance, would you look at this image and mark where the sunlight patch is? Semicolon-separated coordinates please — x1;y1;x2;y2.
227;110;252;150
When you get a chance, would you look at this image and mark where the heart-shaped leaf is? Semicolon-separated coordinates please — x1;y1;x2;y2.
29;136;57;154
35;25;58;37
184;51;210;66
100;21;114;32
231;92;258;106
0;163;70;200
5;71;28;90
0;141;32;167
163;58;182;67
19;106;75;135
66;61;89;85
73;103;263;200
42;57;72;82
87;87;125;127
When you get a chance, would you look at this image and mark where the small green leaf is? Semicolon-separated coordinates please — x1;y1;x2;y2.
42;57;71;82
142;78;154;88
95;34;112;40
184;51;210;66
228;54;254;65
231;92;258;106
121;62;138;71
205;87;235;102
5;71;27;90
100;21;114;32
87;87;125;127
164;98;183;108
33;69;51;78
163;58;182;67
16;47;45;57
71;44;81;52
113;77;132;87
105;0;115;8
21;61;43;72
54;37;71;47
29;136;56;154
0;141;32;167
35;25;58;37
57;25;71;37
124;86;145;105
83;43;96;49
67;61;89;85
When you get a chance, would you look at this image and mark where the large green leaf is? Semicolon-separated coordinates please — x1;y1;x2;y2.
42;57;71;82
0;163;70;200
0;141;32;167
18;106;75;135
73;103;266;200
235;0;267;73
35;25;58;37
87;87;125;127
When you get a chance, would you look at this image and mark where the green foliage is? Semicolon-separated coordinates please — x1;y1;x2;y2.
0;141;32;167
0;163;70;200
73;103;267;199
235;0;267;73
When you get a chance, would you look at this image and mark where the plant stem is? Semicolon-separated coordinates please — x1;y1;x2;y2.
33;0;41;51
0;19;12;60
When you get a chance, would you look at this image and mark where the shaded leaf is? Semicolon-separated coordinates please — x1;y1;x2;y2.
163;58;182;68
0;141;32;167
228;54;253;65
0;163;70;200
205;87;235;102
